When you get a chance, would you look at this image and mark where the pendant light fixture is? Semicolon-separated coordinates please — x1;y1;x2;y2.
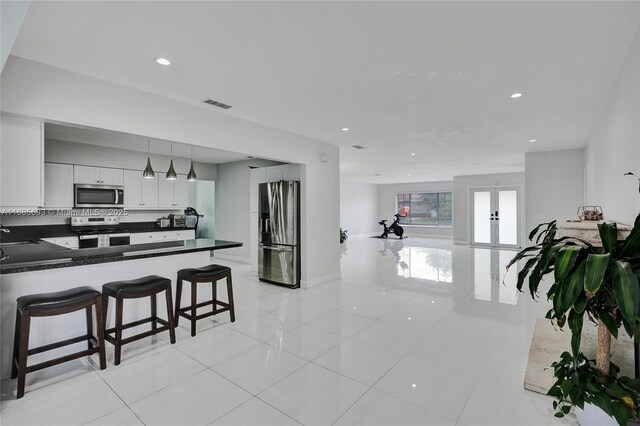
166;143;177;180
143;139;155;179
187;146;197;181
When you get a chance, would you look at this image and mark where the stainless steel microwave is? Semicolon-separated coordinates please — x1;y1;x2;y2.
74;184;124;208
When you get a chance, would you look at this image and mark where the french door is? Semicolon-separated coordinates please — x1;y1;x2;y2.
471;187;521;248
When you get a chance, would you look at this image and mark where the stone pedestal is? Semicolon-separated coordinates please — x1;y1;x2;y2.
556;220;632;246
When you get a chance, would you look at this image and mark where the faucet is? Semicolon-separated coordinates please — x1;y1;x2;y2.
0;224;9;233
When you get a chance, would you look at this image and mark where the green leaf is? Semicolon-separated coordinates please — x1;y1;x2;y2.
611;260;640;326
554;412;564;418
574;293;588;313
599;222;618;255
592;391;613;416
620;212;640;257
612;401;632;426
528;221;553;241
584;254;610;296
561;379;573;396
557;263;586;317
561;405;571;414
554;246;582;282
598;311;619;339
506;246;540;271
568;309;584;356
515;257;539;293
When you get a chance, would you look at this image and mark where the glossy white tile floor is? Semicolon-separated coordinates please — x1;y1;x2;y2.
0;237;575;425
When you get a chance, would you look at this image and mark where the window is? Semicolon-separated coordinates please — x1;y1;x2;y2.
396;192;452;227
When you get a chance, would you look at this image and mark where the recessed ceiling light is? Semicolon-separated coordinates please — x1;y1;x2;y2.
410;153;416;156
156;57;171;66
529;139;537;143
510;92;523;98
342;128;349;132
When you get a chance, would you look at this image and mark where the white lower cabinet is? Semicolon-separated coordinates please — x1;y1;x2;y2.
129;230;194;245
41;236;79;249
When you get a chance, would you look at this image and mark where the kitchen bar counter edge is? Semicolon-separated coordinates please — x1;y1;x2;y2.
0;239;242;274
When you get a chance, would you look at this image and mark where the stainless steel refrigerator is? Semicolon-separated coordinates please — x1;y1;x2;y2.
258;180;300;288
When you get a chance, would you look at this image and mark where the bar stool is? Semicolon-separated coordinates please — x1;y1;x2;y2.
102;275;176;365
175;264;236;337
11;286;106;399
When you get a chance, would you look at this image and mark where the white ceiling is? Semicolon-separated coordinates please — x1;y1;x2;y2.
10;1;640;183
45;123;249;164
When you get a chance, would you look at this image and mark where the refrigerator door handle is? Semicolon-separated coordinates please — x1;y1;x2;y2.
260;245;292;252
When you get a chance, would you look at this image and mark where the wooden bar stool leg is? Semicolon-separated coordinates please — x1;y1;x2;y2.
16;310;31;399
150;294;157;330
226;274;236;323
190;280;197;337
11;309;21;379
174;276;182;327
165;285;176;344
85;306;94;350
114;297;124;366
94;296;107;370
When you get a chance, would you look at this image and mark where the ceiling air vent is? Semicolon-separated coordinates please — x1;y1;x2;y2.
352;145;366;150
204;99;232;109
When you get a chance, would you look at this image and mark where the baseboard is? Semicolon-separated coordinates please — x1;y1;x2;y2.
300;271;342;289
212;252;251;264
453;240;469;245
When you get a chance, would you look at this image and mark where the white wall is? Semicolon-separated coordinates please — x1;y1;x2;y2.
586;28;640;225
453;172;525;245
525;149;585;238
1;56;342;286
214;159;280;263
377;181;454;238
340;179;379;237
0;1;30;72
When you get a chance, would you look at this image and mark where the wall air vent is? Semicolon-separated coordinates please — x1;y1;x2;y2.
352;145;366;150
204;99;232;109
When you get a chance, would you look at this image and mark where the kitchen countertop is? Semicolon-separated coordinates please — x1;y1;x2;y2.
0;239;242;274
1;222;197;242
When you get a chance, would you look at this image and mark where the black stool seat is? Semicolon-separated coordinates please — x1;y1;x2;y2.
177;265;231;281
12;286;106;399
175;264;235;337
102;275;176;365
17;287;101;314
103;275;171;297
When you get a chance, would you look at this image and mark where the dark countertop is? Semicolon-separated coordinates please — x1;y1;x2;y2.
0;222;197;242
0;239;242;274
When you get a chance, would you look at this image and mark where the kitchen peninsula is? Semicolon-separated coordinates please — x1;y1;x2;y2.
0;235;242;379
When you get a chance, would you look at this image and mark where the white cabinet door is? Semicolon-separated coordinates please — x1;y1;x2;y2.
266;165;284;182
73;165;100;184
123;170;142;208
130;233;155;244
158;177;174;208
140;176;159;209
176;230;195;240
0;116;43;208
283;164;300;181
99;167;123;185
157;175;187;209
174;175;189;208
157;231;177;241
44;163;74;208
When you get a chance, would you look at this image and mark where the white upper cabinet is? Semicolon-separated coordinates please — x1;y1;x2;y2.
44;163;73;208
158;174;188;209
264;164;301;183
0;116;44;208
73;165;123;185
123;169;158;209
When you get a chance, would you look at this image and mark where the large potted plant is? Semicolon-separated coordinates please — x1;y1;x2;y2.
508;182;640;425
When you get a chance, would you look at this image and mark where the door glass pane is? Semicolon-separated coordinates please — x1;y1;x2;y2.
498;190;518;245
473;191;491;244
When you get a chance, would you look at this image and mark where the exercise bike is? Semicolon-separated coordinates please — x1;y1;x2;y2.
378;207;409;239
